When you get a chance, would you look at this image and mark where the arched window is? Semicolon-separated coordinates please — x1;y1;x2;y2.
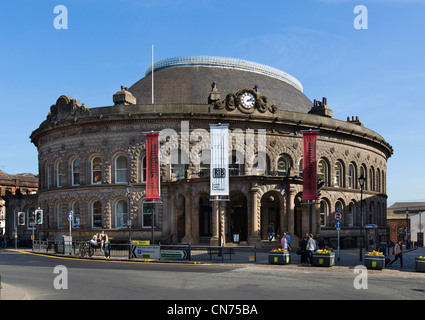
72;201;80;228
230;151;245;176
199;150;210;178
171;149;189;180
251;152;267;175
91;157;102;184
115;199;128;228
92;200;102;228
72;159;80;186
318;159;328;185
277;156;289;176
369;168;374;191
360;165;367;190
335;201;343;213
56;161;62;188
115;155;128;183
348;202;355;227
319;200;328;227
298;158;303;177
348;164;355;189
334;162;342;187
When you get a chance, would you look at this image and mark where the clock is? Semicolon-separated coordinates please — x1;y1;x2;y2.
240;92;256;109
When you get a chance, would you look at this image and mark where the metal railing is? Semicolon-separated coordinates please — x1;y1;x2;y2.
31;240;256;263
144;56;304;92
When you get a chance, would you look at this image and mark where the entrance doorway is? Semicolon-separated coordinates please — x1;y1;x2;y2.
228;194;248;242
261;191;281;240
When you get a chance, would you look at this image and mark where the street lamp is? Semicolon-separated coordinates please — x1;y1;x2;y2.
126;182;132;258
358;173;366;261
406;208;409;249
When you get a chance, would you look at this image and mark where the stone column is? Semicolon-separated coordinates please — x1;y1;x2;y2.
181;187;193;243
210;196;219;246
248;185;261;245
287;186;296;236
191;195;200;244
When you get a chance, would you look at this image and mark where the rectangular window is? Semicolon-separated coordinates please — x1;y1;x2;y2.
142;203;157;228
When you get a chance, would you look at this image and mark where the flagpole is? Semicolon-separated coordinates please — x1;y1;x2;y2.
152;44;154;104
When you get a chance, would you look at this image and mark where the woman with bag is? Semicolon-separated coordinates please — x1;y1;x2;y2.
388;240;403;268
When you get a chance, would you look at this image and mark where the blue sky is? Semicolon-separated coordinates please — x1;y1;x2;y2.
0;0;424;205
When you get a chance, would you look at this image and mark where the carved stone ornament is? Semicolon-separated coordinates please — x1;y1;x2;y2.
214;88;277;114
46;95;90;124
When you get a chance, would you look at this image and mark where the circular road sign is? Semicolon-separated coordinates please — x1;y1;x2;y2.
334;211;343;221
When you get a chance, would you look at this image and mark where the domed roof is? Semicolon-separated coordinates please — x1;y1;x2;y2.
129;56;312;113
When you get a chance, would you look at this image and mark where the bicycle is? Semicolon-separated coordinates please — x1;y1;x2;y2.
78;241;95;258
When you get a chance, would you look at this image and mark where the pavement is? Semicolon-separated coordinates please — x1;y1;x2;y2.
1;246;425;300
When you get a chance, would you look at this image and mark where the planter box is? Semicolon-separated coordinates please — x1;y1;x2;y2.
312;253;335;267
269;252;291;265
364;255;385;270
415;257;425;273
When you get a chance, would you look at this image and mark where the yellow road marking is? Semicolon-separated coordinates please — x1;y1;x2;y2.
5;249;210;266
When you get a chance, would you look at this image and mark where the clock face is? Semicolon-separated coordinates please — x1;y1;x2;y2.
241;92;256;109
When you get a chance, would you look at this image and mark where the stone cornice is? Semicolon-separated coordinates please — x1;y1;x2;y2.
30;103;393;159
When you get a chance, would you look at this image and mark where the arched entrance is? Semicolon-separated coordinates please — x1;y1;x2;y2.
227;193;248;242
261;191;281;240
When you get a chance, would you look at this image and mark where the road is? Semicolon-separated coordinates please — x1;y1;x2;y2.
1;249;425;301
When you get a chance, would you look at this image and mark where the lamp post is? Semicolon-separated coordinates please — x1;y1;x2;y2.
406;208;409;249
358;173;366;261
126;182;132;259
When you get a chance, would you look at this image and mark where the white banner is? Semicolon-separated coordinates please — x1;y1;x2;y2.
210;124;229;196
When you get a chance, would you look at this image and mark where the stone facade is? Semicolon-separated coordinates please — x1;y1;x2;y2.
8;57;393;249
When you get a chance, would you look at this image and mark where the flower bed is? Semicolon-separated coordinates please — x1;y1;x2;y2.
312;250;335;267
364;251;385;270
415;256;425;273
268;248;291;265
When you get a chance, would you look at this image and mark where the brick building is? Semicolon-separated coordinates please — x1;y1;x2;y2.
1;171;38;236
387;202;425;246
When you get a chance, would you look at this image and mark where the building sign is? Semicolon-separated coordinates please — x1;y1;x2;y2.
302;131;318;201
210;124;229;196
146;133;160;199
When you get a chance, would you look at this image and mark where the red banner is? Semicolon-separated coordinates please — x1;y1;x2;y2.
146;133;160;199
302;132;317;201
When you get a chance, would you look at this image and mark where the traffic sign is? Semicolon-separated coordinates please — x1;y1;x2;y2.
161;249;188;260
336;221;341;230
333;211;343;221
68;211;73;221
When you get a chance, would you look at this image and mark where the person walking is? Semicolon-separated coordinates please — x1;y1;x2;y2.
285;232;291;248
306;233;316;265
281;233;291;251
102;231;110;259
267;224;274;243
388;240;403;268
299;234;308;264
